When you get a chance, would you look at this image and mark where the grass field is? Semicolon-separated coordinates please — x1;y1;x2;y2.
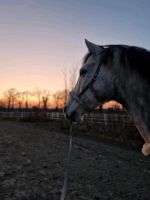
0;120;150;200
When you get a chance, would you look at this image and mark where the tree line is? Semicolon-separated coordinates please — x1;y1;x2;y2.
0;65;79;111
0;87;68;111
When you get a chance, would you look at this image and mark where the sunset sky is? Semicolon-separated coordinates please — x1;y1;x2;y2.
0;0;150;94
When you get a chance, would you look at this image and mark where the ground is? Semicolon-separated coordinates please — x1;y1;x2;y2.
0;121;150;200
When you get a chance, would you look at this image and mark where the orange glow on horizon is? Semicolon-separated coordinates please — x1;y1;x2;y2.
102;100;123;109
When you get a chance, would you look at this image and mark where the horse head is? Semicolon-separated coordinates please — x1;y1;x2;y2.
65;39;115;121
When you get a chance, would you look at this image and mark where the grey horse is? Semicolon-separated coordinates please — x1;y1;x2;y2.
65;39;150;156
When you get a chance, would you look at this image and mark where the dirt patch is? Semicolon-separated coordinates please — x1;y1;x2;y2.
0;121;150;200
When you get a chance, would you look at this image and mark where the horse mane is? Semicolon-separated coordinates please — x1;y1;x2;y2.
125;46;150;80
83;44;150;80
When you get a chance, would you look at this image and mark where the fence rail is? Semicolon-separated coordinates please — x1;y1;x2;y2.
0;111;134;127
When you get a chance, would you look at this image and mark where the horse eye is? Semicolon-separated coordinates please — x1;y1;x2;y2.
80;69;87;76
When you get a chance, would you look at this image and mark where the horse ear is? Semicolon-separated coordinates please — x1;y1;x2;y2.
85;39;103;55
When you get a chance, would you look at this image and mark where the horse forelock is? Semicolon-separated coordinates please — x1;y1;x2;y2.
82;46;114;65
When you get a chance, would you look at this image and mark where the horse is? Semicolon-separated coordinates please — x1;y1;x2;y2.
64;39;150;156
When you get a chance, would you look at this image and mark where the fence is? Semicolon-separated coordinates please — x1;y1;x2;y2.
0;111;134;127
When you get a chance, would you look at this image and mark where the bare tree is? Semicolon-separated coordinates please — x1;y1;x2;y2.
4;88;18;110
69;64;78;90
53;91;60;109
16;91;24;110
53;90;67;109
41;89;51;110
34;87;42;109
0;99;5;110
62;64;78;107
57;90;66;108
23;91;31;110
62;66;68;107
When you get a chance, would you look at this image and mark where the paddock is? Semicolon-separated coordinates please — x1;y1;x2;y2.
0;120;150;200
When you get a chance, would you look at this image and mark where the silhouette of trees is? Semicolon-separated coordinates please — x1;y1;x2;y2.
41;89;51;110
69;64;78;90
0;88;52;110
4;88;18;110
31;88;51;110
0;99;5;110
53;91;61;109
53;90;69;109
23;91;31;110
16;91;25;111
33;87;42;108
61;64;78;107
62;67;68;106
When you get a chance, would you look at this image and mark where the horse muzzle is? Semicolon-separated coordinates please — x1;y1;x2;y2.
64;105;82;122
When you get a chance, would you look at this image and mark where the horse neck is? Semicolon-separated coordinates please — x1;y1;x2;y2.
113;67;138;111
114;66;150;114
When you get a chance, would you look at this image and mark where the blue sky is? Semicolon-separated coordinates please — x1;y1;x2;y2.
0;0;150;93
